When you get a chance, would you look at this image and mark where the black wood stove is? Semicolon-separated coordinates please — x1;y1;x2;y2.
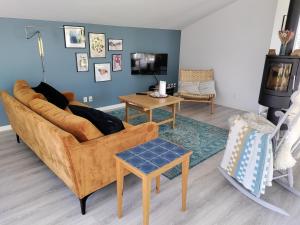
259;55;300;124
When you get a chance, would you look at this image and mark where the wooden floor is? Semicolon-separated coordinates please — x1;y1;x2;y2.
1;103;300;225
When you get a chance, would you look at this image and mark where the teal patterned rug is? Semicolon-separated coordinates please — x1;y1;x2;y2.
109;108;228;179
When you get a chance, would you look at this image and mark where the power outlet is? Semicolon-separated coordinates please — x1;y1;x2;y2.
88;96;93;102
83;97;88;103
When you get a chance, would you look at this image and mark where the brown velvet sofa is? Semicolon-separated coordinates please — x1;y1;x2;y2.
1;80;159;214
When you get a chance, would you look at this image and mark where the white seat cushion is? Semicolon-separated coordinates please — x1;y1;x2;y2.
178;81;199;94
198;80;216;95
179;80;216;96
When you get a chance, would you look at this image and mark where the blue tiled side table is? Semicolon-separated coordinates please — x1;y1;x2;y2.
114;138;192;225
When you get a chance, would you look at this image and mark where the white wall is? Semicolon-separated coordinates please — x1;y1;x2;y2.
270;0;290;53
180;0;278;112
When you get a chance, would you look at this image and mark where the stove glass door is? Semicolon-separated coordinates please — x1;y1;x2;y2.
265;63;293;92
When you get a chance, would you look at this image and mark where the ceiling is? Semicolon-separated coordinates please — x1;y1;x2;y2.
0;0;237;29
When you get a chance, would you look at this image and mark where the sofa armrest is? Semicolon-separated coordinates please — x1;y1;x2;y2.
69;122;159;198
62;92;75;102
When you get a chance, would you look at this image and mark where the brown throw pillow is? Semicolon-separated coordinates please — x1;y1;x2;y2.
29;98;103;142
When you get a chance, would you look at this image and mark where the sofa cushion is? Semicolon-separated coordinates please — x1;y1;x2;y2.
69;105;125;135
13;80;46;107
29;98;103;142
33;82;69;109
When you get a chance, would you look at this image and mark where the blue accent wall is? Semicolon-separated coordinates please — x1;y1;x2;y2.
0;18;181;126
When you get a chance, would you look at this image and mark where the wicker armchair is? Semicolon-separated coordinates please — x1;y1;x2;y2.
177;69;215;114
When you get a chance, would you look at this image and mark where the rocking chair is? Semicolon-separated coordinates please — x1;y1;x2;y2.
218;91;300;216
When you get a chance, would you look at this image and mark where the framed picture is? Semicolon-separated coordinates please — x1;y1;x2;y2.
112;54;122;72
63;26;86;48
94;63;111;82
75;53;89;72
108;39;123;51
89;33;106;58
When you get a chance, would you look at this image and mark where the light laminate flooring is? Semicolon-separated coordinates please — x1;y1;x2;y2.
1;103;300;225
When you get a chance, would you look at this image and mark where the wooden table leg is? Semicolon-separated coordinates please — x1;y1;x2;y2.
142;177;151;225
210;97;214;114
181;156;190;211
172;104;176;129
116;160;124;218
156;176;160;193
125;103;129;122
147;109;153;122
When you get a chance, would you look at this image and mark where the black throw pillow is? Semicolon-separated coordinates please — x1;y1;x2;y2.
69;105;125;135
33;82;69;109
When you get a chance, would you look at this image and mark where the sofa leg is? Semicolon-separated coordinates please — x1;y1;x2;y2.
16;134;20;143
79;193;93;215
79;197;88;215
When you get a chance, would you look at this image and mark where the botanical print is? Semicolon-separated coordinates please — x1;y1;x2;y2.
94;63;111;82
64;26;85;48
89;33;106;58
108;39;123;51
112;54;122;72
76;53;89;72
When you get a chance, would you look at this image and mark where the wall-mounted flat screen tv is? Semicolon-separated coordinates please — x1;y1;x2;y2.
131;53;168;75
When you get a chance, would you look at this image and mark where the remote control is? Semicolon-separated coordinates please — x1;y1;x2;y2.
136;92;147;95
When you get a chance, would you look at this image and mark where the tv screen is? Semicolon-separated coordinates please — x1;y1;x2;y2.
131;53;168;75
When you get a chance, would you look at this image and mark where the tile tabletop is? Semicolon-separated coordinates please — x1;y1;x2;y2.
116;138;189;174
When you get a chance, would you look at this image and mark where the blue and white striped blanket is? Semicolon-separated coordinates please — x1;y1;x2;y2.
221;118;273;197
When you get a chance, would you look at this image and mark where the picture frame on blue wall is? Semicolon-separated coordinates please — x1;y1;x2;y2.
63;25;86;48
108;39;123;51
75;53;89;72
112;54;122;72
89;33;106;58
94;63;111;82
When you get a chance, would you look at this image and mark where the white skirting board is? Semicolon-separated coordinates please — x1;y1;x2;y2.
96;103;125;112
0;103;125;132
0;125;12;132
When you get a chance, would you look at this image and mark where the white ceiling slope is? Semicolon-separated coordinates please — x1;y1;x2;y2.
0;0;238;29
